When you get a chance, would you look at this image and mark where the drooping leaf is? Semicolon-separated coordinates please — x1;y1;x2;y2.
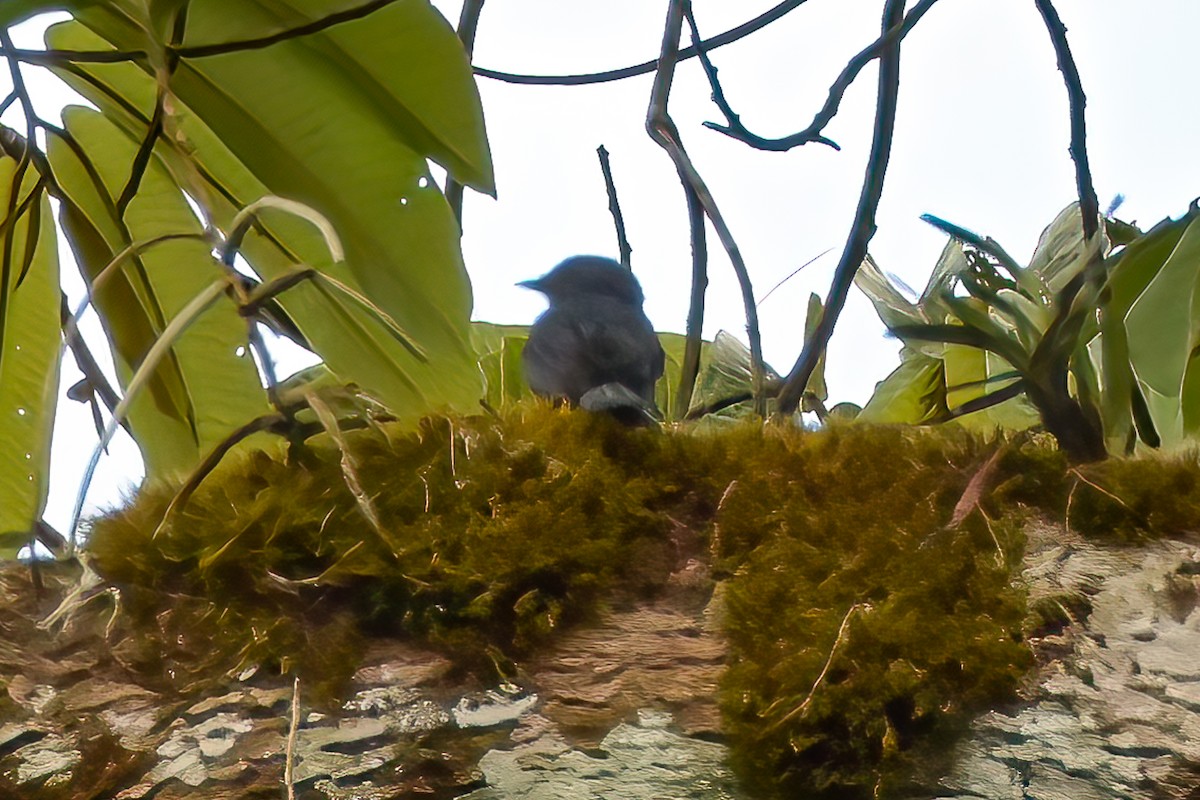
178;0;494;192
49;107;270;477
48;10;487;426
0;157;60;556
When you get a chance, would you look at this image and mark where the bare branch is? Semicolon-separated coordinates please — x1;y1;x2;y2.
596;145;632;269
776;0;907;415
445;0;486;226
475;0;811;86
1033;0;1099;241
59;292;130;437
702;0;938;152
647;0;764;415
676;178;707;419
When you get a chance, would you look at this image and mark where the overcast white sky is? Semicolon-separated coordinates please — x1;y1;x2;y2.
4;1;1199;531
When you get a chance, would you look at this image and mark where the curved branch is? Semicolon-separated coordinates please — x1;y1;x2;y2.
703;0;939;152
1033;0;1099;241
776;0;907;415
475;0;811;86
648;0;765;416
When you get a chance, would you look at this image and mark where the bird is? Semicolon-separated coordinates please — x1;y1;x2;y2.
518;256;665;423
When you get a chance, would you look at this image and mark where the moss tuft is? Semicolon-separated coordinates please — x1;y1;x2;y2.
717;424;1031;799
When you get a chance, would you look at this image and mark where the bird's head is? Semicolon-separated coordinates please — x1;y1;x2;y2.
518;255;645;307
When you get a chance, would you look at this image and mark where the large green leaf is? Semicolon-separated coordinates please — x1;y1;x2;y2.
180;0;494;193
0;157;60;556
1101;215;1187;451
1119;209;1200;448
47;6;487;426
49;107;271;477
0;1;101;27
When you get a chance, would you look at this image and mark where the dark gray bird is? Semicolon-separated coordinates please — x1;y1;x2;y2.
519;256;665;422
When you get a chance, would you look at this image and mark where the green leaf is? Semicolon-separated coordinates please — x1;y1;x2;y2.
0;158;60;556
858;349;948;425
1121;210;1200;448
1102;213;1190;451
182;0;493;192
853;254;923;330
0;1;103;27
1027;202;1109;297
47;15;486;427
470;321;531;412
802;292;828;408
49;107;271;477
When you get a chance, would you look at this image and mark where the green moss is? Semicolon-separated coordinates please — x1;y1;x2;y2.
86;406;1200;795
89;407;694;696
1068;452;1200;541
717;424;1031;799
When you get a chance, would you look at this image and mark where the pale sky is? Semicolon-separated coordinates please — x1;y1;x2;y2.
3;1;1199;532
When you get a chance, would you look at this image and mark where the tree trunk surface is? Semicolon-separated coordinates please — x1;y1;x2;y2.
2;522;1199;798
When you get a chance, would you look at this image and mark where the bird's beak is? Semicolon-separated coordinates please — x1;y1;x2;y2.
517;278;543;291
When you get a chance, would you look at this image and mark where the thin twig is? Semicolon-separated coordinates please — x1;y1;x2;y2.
445;0;486;226
676;178;707;419
700;0;939;152
59;293;128;429
648;0;764;415
0;46;147;66
285;676;301;800
152;412;289;538
115;83;166;217
757;248;832;306
777;0;906;414
1067;468;1137;513
116;3;191;219
1020;1;1107;462
596;145;632;269
769;602;872;730
475;0;811;85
